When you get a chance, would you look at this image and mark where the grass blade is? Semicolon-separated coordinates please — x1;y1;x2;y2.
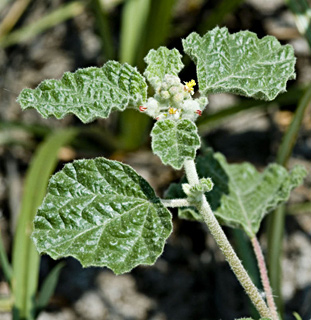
0;228;13;284
12;128;77;320
267;83;311;314
119;0;151;64
286;0;311;48
0;0;32;38
0;1;84;48
35;262;65;316
198;0;244;33
197;85;304;134
136;0;176;69
90;0;115;61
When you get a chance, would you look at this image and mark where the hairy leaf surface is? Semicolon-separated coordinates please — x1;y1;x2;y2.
182;27;296;100
144;47;184;89
166;149;307;237
32;158;172;274
151;119;200;170
18;61;147;123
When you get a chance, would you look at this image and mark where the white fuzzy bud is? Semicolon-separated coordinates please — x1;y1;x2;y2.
145;98;160;118
169;85;181;95
182;99;200;113
160;90;170;100
172;93;184;104
163;74;180;86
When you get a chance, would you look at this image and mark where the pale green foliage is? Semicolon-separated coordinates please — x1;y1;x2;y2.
18;27;303;286
144;47;184;90
18;61;147;123
166;149;307;237
151;119;200;169
182;27;296;100
182;177;213;204
32;158;172;274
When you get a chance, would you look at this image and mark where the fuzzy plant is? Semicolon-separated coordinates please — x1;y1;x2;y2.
18;27;307;320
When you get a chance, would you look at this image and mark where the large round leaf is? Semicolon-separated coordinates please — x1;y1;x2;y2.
32;158;172;274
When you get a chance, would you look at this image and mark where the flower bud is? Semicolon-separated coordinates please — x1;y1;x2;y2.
145;98;160;118
160;90;170;100
169;86;181;95
172;93;184;104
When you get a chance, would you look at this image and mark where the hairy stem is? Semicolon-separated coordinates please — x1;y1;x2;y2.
251;236;278;320
183;159;272;318
161;199;190;208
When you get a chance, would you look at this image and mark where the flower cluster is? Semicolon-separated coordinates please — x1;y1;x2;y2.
139;74;208;122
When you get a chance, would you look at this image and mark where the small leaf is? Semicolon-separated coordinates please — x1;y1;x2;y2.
166;149;307;237
18;61;147;123
144;47;184;89
183;27;296;100
32;158;172;275
151;119;200;170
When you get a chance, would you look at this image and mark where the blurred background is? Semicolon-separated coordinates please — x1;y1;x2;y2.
0;0;311;319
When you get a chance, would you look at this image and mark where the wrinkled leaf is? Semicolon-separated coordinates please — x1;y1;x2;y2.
151;119;200;170
18;61;147;123
144;47;184;89
166;149;307;237
182;27;296;100
32;158;172;274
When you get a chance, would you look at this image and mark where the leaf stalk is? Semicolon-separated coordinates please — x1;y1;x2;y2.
161;199;190;208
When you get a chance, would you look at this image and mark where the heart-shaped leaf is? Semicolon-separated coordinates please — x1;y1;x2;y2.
166;149;307;237
32;158;172;274
18;61;147;123
144;47;184;90
182;27;296;100
151;119;200;170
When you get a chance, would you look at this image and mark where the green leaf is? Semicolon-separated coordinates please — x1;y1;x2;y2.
12;128;78;320
151;119;200;170
166;149;307;237
182;27;296;100
32;158;172;275
144;47;184;89
36;262;65;315
17;61;147;123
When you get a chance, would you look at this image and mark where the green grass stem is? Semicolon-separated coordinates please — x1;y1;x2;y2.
120;0;151;65
0;228;13;284
12;128;77;320
267;83;311;315
198;0;244;33
197;86;304;134
286;0;311;48
90;0;115;61
0;1;84;48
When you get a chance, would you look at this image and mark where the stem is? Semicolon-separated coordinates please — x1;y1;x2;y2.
183;160;272;318
161;199;190;208
251;236;278;320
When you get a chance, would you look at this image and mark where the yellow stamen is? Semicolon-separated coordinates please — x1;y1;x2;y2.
168;107;177;115
184;79;196;94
